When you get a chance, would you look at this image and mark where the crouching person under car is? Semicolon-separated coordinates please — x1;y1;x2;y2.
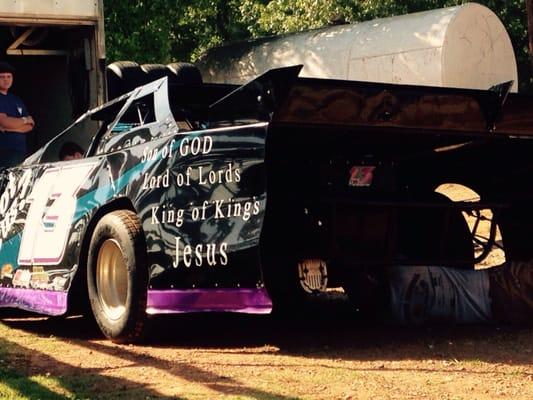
353;261;533;325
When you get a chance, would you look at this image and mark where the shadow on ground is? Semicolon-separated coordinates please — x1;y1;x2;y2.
2;293;532;368
0;335;173;399
1;294;532;399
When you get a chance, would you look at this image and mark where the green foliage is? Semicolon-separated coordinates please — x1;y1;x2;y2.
104;1;176;64
238;0;465;35
104;0;532;91
104;0;249;63
173;0;250;61
238;0;349;36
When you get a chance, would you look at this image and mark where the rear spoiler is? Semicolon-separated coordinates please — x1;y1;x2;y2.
271;76;533;137
207;65;533;138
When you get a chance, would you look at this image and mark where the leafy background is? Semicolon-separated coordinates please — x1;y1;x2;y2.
104;0;532;91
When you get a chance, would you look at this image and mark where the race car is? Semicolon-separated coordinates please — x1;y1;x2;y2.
1;64;533;342
0;65;291;342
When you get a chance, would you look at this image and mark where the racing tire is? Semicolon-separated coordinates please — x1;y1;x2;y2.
87;210;148;343
397;192;475;269
342;268;389;321
106;61;146;99
167;62;203;85
140;63;171;83
343;192;475;317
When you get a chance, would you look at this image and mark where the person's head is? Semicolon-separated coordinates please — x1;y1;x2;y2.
0;62;15;94
59;142;84;161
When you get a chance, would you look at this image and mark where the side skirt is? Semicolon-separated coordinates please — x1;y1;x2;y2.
0;287;67;315
146;288;272;314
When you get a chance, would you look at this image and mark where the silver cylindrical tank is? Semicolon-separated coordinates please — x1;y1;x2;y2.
197;3;518;92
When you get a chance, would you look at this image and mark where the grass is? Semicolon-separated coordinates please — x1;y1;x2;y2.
0;343;70;400
0;319;188;400
0;354;159;400
0;323;115;400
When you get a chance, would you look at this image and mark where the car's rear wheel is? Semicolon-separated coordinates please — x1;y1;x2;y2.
87;210;148;343
396;191;475;269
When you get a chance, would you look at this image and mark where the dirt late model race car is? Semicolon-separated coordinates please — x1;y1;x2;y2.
1;64;533;342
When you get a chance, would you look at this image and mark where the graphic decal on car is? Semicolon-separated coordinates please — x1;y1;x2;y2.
0;169;32;249
19;163;98;265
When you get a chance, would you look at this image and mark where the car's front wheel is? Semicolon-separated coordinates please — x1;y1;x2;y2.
87;210;148;343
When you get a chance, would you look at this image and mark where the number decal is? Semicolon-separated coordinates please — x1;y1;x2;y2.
18;163;97;265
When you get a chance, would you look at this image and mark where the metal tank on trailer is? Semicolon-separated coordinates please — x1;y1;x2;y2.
197;3;518;91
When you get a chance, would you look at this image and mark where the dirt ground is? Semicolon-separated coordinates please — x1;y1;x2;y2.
1;300;532;399
0;184;532;399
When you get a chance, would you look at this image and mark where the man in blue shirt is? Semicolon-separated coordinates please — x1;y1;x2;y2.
0;62;34;168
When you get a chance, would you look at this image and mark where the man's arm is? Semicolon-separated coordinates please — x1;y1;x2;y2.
0;113;34;132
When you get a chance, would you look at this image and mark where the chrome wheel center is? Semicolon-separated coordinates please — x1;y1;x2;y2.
96;239;128;321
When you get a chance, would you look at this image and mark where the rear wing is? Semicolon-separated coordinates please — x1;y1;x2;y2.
207;65;533;138
271;77;533;138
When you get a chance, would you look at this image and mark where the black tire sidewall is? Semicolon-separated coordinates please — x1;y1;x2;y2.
141;63;170;82
167;62;203;85
87;211;147;342
106;61;146;98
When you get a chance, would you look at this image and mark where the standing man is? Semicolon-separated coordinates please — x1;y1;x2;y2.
0;62;34;168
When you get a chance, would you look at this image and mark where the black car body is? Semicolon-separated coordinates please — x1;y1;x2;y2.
1;65;533;341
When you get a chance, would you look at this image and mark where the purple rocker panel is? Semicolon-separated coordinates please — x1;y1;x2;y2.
0;287;273;316
0;287;67;315
146;288;273;315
